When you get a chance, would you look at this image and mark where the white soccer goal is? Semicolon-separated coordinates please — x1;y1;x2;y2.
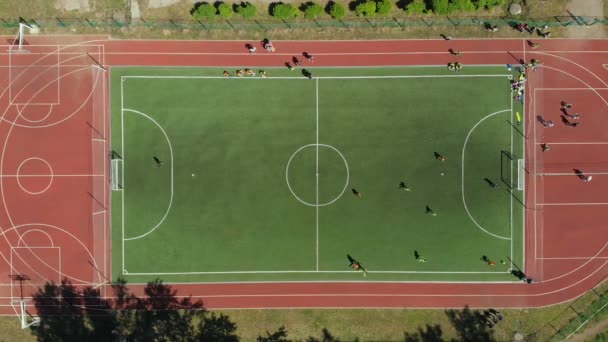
517;159;524;191
8;22;38;54
10;299;40;329
111;159;123;191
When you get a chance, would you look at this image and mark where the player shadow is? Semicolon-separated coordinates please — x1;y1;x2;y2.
302;69;313;79
414;250;420;260
480;255;489;262
536;115;546;125
433;152;442;159
506;119;525;138
574;168;586;180
484;178;499;188
347;254;356;264
560;115;577;127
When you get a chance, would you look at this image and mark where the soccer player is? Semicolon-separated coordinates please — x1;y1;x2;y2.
399;181;411;191
153;156;163;167
352;189;362;199
223;70;231;77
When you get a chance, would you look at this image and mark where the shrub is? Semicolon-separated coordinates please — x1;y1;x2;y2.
271;3;300;20
430;0;449;15
235;2;256;19
405;0;426;14
376;0;393;15
474;0;487;9
217;2;234;19
452;0;476;12
486;0;506;7
328;2;346;19
192;2;217;20
355;0;377;17
303;2;324;19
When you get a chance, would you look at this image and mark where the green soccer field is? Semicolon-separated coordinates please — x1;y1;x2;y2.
110;66;525;283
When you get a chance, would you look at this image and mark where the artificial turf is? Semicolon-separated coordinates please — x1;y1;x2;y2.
111;66;524;283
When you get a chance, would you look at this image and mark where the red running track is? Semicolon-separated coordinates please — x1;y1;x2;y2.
1;36;608;310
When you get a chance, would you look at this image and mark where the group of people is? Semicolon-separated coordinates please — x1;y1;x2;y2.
515;23;551;38
223;69;267;78
238;40;316;79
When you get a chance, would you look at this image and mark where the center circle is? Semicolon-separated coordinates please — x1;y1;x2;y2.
16;157;54;195
285;144;349;207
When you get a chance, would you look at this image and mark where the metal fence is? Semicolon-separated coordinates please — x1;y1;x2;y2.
1;15;607;32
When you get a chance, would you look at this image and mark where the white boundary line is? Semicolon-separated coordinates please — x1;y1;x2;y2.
538;202;608;206
123;74;510;80
125;270;511;275
120;76;125;273
510;87;514;268
119;72;519;278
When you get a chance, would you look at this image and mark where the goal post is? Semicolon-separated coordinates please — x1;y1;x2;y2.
12;299;40;329
500;151;524;191
8;21;38;54
111;159;123;191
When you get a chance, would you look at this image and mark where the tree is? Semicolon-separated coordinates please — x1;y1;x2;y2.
217;2;234;19
235;1;257;19
355;0;377;17
473;0;487;10
31;278;241;341
405;0;427;14
445;306;496;342
270;3;300;20
376;0;393;15
257;325;291;342
306;328;342;341
198;313;239;341
192;2;217;20
303;2;324;19
328;1;346;19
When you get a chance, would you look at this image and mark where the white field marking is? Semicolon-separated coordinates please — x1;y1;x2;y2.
521;72;526;273
315;77;319;272
121;77;125;273
93;210;107;215
522;39;526;68
535;87;608;90
10;246;60;291
536;52;608;88
0;174;104;177
285;144;349;207
122;108;174;241
9;48;59;105
123;74;511;80
538;202;608;206
34;255;608;303
1;224;100;284
123;270;510;275
540;172;608;176
15;104;54;123
461;109;512;240
536;68;608;108
535;142;608;145
510;88;514;267
15;157;53;195
539;257;608;260
0;42;106;287
16;229;54;247
1;66;103;129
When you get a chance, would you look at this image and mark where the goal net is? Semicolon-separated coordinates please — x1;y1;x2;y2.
111;158;123;191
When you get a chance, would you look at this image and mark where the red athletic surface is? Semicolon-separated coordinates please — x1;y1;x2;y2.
0;36;607;312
